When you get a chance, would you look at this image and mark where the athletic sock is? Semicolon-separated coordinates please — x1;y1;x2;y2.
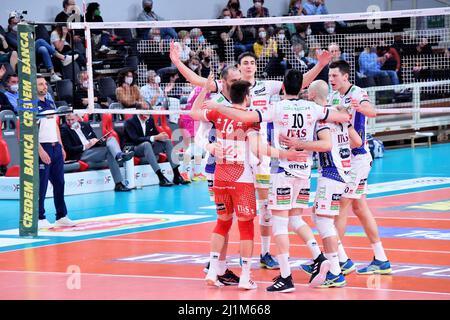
372;241;388;262
277;253;290;278
337;240;349;263
261;236;270;256
218;260;227;276
241;257;252;279
325;252;341;275
306;239;321;260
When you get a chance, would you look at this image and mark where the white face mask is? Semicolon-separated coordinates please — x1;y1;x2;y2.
223;16;231;19
259;31;267;38
326;27;335;34
184;38;191;45
71;121;80;130
153;36;161;42
10;84;19;93
278;34;285;40
12;25;18;32
306;28;312;36
154;76;161;84
82;80;89;88
299;50;305;58
189;64;199;71
254;2;262;8
125;77;133;85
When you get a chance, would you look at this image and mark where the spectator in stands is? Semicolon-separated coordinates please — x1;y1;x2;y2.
0;33;17;72
0;67;15;113
61;114;133;192
36;75;74;229
163;72;180;99
116;70;147;108
303;0;328;15
177;30;192;63
226;0;245;18
55;0;84;23
323;21;336;35
359;46;399;85
190;28;206;46
416;37;433;55
253;27;277;59
123;103;189;187
137;0;178;40
305;45;328;82
288;0;307;16
247;0;270;18
328;43;348;62
377;42;402;83
140;70;166;109
186;56;202;76
290;24;311;54
198;48;213;78
50;25;85;68
220;12;255;58
86;2;111;53
2;74;19;114
73;71;106;109
0;64;5;89
292;43;308;67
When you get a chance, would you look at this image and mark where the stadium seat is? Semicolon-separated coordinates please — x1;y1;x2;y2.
98;77;118;102
56;79;74;106
0;110;19;176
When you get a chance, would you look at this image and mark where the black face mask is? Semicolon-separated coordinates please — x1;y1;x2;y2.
230;3;239;10
144;6;152;13
204;57;211;63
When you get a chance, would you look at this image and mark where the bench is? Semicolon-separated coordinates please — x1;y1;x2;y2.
411;132;434;148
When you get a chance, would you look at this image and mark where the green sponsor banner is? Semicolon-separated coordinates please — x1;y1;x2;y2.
18;23;39;237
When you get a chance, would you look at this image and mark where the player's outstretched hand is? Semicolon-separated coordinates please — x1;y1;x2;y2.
279;134;301;149
317;49;332;67
204;72;215;90
169;41;181;63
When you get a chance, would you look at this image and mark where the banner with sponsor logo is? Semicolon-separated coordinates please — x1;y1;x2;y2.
17;23;38;237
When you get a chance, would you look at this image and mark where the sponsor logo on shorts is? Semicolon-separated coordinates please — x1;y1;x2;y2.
317;187;326;200
216;203;226;211
339;148;351;159
208;180;213;187
356;179;367;194
296;188;310;205
276;188;291;205
331;194;341;210
342;159;351;168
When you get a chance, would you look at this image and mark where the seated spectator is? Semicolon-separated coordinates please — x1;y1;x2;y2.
55;0;84;24
359;46;399;85
288;0;307;16
116;70;147;108
186;56;202;77
290;24;311;54
123;103;189;187
377;42;401;82
253;27;277;59
50;25;85;68
303;0;328;15
416;37;433;55
226;0;245;18
323;21;336;35
177;30;192;63
291;43;309;68
0;67;15;113
86;2;111;53
2;74;19;114
140;70;166;109
54;0;86;57
137;0;177;40
305;45;328;82
61;113;133;192
163;72;180;99
0;33;17;72
328;43;349;62
247;0;270;18
73;71;107;109
198;48;213;78
190;28;206;47
220;12;255;58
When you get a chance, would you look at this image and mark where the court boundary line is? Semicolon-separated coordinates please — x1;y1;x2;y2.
0;270;449;297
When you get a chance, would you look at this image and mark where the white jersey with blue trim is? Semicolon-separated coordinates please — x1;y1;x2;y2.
328;85;371;157
258;99;329;178
315;110;353;183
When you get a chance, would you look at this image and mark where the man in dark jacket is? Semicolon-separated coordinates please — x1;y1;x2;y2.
123;104;189;187
61;113;133;191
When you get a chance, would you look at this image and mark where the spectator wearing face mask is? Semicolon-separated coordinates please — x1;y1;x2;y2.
186;56;202;76
198;48;213;78
288;0;307;16
0;32;18;73
190;28;206;47
1;73;19;114
323;21;336;35
177;30;192;63
73;71;106;109
116;70;147;108
140;70;166;109
137;0;178;40
86;2;111;53
253;27;277;59
247;0;270;18
226;0;245;18
290;23;311;54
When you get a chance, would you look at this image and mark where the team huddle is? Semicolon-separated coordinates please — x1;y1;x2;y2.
170;42;392;292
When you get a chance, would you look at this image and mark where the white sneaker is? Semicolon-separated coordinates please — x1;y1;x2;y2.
38;219;54;230
205;269;223;287
62;54;79;67
50;73;62;82
99;45;110;52
54;216;77;227
238;277;257;290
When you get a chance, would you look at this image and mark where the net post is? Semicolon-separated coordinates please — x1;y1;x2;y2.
84;15;95;112
17;23;39;237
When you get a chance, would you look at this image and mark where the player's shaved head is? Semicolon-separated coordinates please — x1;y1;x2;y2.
308;80;329;101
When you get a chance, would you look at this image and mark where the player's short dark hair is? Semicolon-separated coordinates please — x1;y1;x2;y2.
283;69;303;96
230;80;251;104
329;60;350;76
237;52;257;65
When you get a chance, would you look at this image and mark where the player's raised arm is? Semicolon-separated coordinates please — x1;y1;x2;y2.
302;49;332;89
189;74;215;121
170;41;217;92
348;125;363;149
327;109;351;123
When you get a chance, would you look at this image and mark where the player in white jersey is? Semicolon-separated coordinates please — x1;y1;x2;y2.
282;80;363;288
170;43;333;270
328;60;392;274
205;70;351;292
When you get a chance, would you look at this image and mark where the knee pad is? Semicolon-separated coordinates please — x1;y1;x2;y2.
313;214;337;239
238;219;254;241
272;215;289;237
213;218;233;237
289;215;306;231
